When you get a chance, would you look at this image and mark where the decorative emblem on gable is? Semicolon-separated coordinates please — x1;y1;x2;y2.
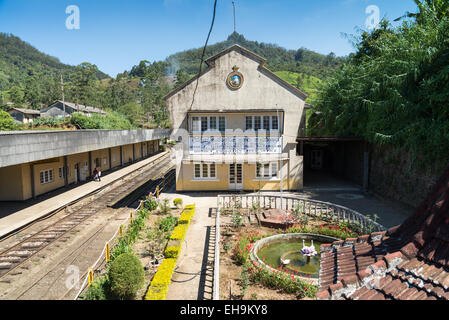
226;66;244;90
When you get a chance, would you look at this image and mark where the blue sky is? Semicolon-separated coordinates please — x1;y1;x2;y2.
0;0;417;77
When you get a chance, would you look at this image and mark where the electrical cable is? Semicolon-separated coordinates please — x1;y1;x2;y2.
189;0;218;111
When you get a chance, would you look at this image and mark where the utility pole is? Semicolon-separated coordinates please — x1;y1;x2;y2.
60;70;66;117
232;1;236;33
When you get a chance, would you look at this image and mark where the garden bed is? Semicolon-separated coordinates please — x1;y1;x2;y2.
219;209;363;300
80;197;184;300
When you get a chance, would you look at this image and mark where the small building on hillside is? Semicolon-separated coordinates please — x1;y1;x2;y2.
7;107;41;124
40;101;107;118
165;44;308;192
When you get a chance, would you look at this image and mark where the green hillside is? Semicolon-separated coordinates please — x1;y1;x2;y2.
165;32;346;81
274;71;321;96
0;33;109;108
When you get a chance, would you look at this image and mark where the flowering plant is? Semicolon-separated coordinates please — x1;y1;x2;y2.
244;262;317;298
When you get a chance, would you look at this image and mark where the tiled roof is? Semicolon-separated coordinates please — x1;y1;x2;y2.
317;164;449;300
8;107;41;115
52;101;106;115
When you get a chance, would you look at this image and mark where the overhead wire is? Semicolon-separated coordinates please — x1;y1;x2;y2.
189;0;218;110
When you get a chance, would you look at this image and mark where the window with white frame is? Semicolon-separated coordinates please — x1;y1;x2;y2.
210;117;217;130
245;116;253;130
245;116;280;131
194;163;217;179
219;117;226;132
40;169;54;184
272;116;279;130
192;117;201;133
191;116;226;133
256;162;279;179
201;117;208;132
59;167;64;179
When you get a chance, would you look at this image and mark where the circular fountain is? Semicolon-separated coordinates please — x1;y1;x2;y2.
250;234;339;283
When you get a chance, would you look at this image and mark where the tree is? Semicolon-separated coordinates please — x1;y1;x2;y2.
24;76;41;109
400;0;449;22
8;86;23;105
119;102;143;124
0;110;17;131
175;69;190;89
296;76;303;90
70;62;100;106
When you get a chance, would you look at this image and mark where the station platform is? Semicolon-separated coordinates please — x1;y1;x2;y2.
0;151;169;239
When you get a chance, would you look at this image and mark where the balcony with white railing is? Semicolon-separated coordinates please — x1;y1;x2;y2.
189;136;283;155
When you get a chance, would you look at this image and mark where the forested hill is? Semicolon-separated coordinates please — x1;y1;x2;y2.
165;32;346;80
0;33;109;91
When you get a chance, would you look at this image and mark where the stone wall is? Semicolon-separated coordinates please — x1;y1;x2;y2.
368;144;441;208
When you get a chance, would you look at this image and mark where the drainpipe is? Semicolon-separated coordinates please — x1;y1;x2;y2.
108;148;112;170
30;164;36;199
133;144;136;162
88;151;92;177
120;146;123;167
64;156;68;187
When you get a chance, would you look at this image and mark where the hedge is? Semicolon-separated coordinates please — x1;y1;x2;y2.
144;285;168;300
144;204;196;300
178;208;195;225
150;258;177;287
164;240;182;259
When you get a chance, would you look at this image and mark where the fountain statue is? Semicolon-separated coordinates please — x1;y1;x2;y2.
300;239;318;264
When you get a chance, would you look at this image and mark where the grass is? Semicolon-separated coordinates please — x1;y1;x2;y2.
274;71;322;97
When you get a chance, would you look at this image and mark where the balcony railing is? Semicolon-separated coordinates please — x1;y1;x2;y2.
189;136;283;155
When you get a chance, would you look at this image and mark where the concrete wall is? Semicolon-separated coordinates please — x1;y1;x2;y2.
368;143;440;208
0;129;170;169
0;164;24;201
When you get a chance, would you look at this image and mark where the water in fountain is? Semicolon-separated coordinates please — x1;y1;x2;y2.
257;238;323;278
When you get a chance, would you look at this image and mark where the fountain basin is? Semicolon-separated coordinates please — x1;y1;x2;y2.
250;233;339;284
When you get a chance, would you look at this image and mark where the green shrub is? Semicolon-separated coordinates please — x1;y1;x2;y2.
145;285;168;300
0;110;18;131
247;262;317;298
70;111;134;130
286;224;359;240
170;224;188;241
232;213;243;228
158;216;178;233
110;239;131;262
150;258;177;287
231;231;263;265
159;198;171;215
164;240;182;259
178;208;195;224
81;276;110;300
145;197;159;212
173;198;183;209
108;253;145;300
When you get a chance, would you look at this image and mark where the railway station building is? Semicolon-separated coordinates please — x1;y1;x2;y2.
166;44;308;192
0;129;170;201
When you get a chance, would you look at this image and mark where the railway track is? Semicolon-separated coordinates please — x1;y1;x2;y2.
0;153;174;281
8;170;175;300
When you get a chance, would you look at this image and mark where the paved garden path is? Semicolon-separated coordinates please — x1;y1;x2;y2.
162;191;217;300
